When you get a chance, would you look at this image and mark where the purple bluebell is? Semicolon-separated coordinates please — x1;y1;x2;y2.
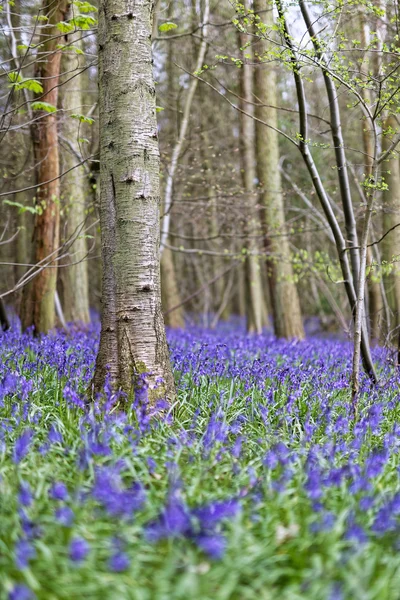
69;537;90;562
13;430;33;464
15;538;36;569
49;482;68;501
55;506;74;526
8;584;36;600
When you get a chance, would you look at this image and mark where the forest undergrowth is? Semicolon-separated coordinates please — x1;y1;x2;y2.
1;323;400;600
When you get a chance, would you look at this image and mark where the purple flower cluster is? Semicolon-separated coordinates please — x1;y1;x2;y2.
1;318;400;597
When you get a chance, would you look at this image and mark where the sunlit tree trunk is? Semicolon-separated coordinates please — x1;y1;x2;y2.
58;26;90;324
254;0;304;339
21;0;68;333
93;0;175;401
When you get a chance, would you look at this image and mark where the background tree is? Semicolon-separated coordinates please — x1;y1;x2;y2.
21;0;69;334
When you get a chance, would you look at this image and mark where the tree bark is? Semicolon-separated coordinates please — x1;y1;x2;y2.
93;0;175;402
254;0;304;339
238;17;268;335
382;115;400;339
358;9;384;341
161;246;185;328
58;25;90;324
21;0;68;334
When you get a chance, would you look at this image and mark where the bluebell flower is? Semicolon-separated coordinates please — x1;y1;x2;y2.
15;538;36;569
13;430;33;464
8;584;36;600
18;482;32;507
49;482;68;501
108;551;130;572
69;537;90;562
55;506;74;526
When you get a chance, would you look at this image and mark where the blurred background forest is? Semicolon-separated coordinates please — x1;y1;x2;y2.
1;0;400;351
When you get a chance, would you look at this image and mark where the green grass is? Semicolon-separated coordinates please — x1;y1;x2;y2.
1;357;400;600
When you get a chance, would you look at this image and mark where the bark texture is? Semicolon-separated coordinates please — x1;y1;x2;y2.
358;10;384;341
21;0;68;333
238;19;268;335
254;0;304;339
94;0;175;401
382;115;400;337
161;246;185;328
58;28;90;324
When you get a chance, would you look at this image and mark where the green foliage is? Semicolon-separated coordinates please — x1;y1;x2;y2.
70;114;94;125
8;75;43;94
31;102;57;113
158;22;178;33
73;0;97;13
57;14;97;34
2;200;39;215
56;44;84;55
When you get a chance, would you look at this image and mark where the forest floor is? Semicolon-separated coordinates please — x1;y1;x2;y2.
1;323;400;600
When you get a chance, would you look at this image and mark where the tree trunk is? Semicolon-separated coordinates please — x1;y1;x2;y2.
359;9;384;341
161;246;185;328
93;0;175;402
58;26;90;324
158;4;184;328
254;0;304;339
382;115;400;340
238;20;268;335
21;0;68;334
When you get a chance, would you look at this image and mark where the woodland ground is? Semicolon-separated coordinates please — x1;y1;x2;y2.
1;322;400;600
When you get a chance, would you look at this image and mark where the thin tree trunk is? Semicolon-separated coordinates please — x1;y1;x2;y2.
238;17;268;335
160;0;210;252
58;25;90;324
93;0;175;402
254;0;304;339
158;4;184;327
382;115;400;340
21;0;68;334
359;10;384;341
276;0;377;383
161;246;185;328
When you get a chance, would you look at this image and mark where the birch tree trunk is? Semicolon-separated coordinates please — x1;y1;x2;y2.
254;0;304;340
58;27;90;324
21;0;68;333
93;0;175;402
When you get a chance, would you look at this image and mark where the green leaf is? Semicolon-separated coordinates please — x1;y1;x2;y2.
156;106;164;113
158;21;178;33
3;199;38;214
73;0;98;13
12;78;43;94
36;15;48;22
17;44;29;52
57;21;75;34
31;101;57;113
78;138;90;144
7;71;22;84
71;15;97;30
71;113;94;125
56;44;84;55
